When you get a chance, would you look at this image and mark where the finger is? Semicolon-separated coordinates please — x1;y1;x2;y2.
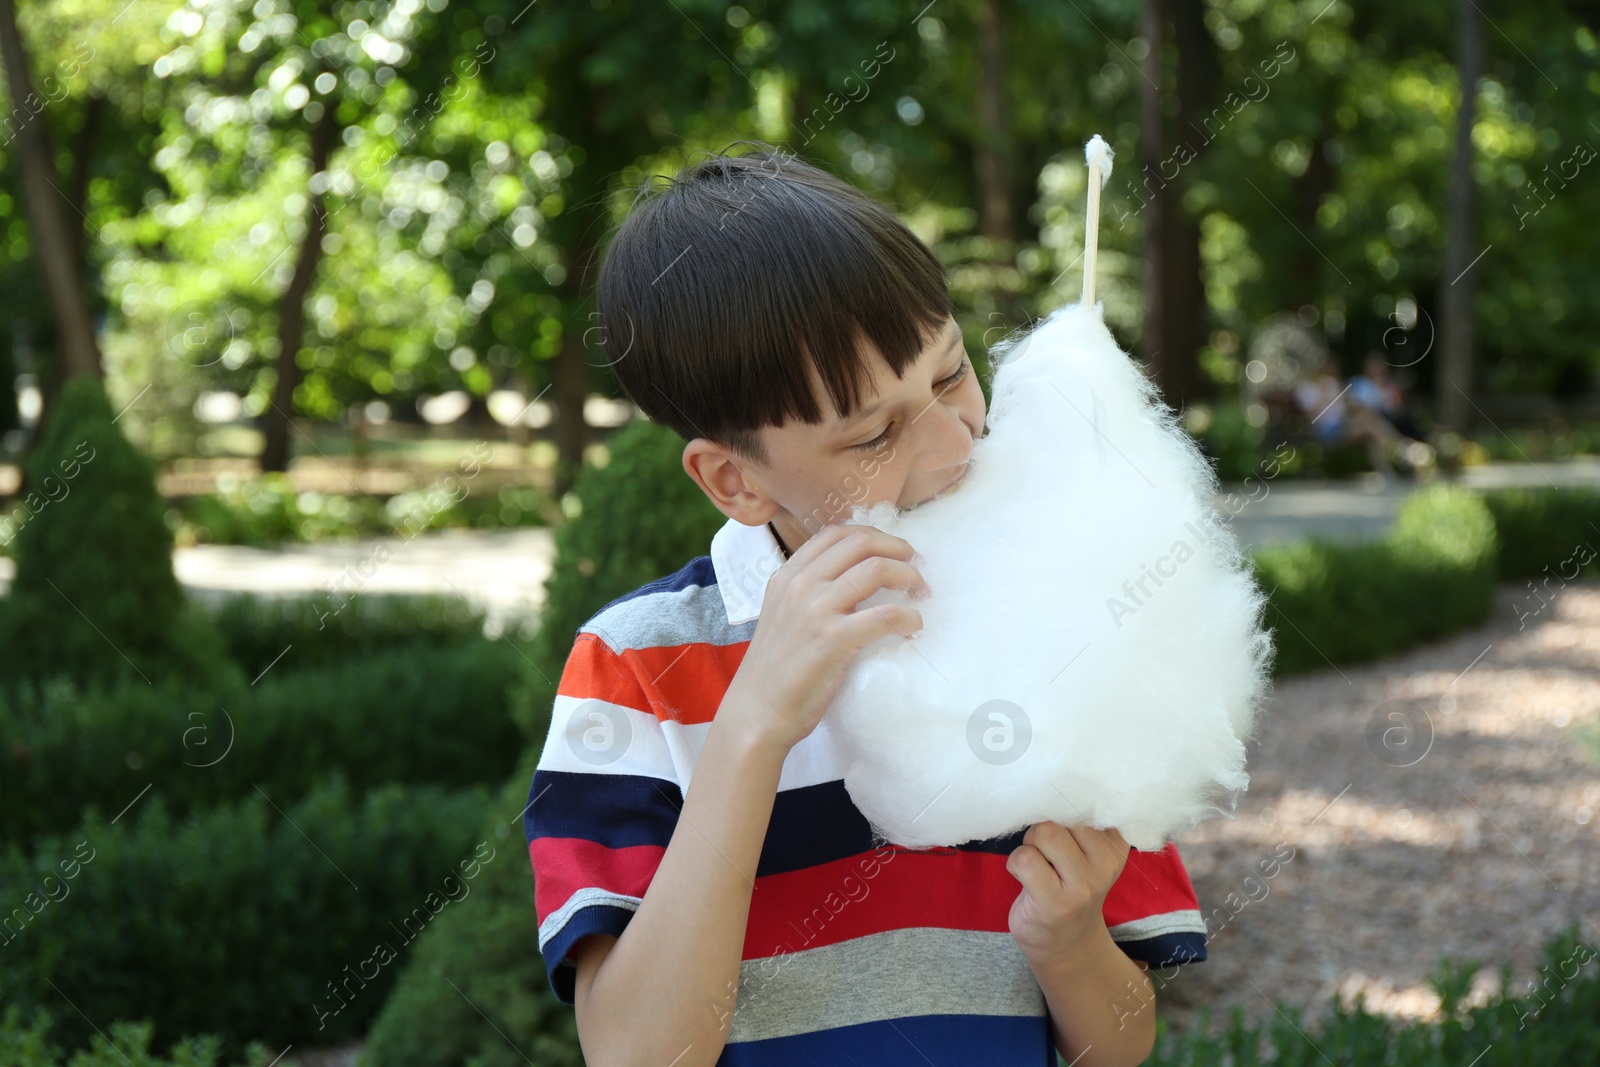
1005;843;1058;895
1023;821;1089;880
1056;820;1128;864
780;520;858;568
823;555;930;614
839;599;924;647
806;526;918;584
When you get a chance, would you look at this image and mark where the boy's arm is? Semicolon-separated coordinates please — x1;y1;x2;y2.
1006;822;1158;1067
570;706;789;1067
1034;929;1157;1066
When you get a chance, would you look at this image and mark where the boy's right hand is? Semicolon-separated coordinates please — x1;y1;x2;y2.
721;523;930;755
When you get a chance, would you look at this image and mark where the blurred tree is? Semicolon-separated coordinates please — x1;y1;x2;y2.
0;374;232;689
476;0;768;494
0;0;103;427
1139;0;1217;409
1437;0;1481;432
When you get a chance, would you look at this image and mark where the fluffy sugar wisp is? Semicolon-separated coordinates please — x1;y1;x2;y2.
825;301;1275;852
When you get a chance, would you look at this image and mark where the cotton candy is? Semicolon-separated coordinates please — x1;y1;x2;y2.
826;301;1275;852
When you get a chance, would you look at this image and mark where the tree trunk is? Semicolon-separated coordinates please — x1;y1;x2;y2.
974;0;1013;245
1165;0;1213;408
1289;134;1334;310
260;104;341;473
1139;0;1169;390
1436;0;1481;433
29;90;104;455
0;0;102;396
1139;0;1213;410
66;92;100;291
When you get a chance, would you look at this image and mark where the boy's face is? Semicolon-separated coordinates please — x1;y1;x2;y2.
683;315;987;552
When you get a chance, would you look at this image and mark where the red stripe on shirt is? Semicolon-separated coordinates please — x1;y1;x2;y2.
530;836;666;923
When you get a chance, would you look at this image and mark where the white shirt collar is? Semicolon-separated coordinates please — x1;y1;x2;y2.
710;516;788;625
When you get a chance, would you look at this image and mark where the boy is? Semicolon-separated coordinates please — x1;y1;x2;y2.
525;145;1208;1066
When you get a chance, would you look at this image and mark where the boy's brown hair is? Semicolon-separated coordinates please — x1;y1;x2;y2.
594;143;953;466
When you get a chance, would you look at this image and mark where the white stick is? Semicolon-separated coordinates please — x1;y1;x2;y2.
1081;134;1115;312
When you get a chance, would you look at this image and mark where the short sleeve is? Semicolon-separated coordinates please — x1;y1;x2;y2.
524;630;684;1005
1101;841;1209;970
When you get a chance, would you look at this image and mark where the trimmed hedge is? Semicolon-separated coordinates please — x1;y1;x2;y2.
165;474;553;549
202;590;492;680
0;777;493;1057
1252;484;1500;676
0;1007;281;1067
1148;922;1598;1065
362;754;582;1067
0;376;234;691
1479;485;1600;582
0;639;527;850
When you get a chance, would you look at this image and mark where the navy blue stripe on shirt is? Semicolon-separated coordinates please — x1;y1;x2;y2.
542;900;636;1006
526;768;683;849
759;780;1030;877
1121;930;1208;969
719;1011;1054;1066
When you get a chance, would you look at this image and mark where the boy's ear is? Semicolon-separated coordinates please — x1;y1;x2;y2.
682;437;777;526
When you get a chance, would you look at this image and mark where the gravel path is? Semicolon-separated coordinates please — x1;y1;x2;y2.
1160;579;1600;1038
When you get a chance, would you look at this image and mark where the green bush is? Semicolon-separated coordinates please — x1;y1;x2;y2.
0;1006;282;1067
0;376;234;690
1253;484;1499;676
363;754;582;1067
0;639;526;850
202;590;492;679
1479;485;1600;582
1194;403;1268;483
1148;922;1599;1065
518;417;726;736
0;777;492;1057
165;475;554;549
170;473;383;546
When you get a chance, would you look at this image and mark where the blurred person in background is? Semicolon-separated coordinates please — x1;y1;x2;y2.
1293;354;1414;479
1349;351;1435;474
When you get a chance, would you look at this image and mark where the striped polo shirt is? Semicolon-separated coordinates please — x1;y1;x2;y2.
525;515;1209;1065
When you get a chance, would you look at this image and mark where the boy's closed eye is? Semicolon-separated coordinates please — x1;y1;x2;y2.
850;355;973;453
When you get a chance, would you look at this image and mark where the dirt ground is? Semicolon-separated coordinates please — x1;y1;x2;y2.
1157;578;1600;1040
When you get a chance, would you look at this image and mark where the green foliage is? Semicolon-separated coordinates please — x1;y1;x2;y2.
1478;485;1600;582
1194;403;1269;483
203;590;490;679
518;418;726;734
1147;922;1599;1066
1469;424;1600;463
363;754;582;1067
168;476;386;545
0;376;234;690
1253;485;1498;676
0;1006;286;1067
0;778;492;1057
0;639;525;850
162;475;553;550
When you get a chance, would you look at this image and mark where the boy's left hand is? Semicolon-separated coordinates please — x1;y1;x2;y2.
1005;821;1131;970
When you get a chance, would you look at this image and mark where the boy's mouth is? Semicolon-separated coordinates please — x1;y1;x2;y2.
919;464;968;506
